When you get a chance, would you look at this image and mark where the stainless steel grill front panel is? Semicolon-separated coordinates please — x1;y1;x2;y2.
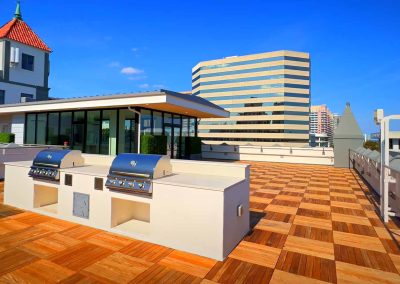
28;149;84;181
105;153;172;195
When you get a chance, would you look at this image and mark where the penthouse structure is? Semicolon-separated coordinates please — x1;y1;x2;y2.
192;50;310;147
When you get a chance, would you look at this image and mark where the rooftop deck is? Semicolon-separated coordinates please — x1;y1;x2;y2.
0;161;400;283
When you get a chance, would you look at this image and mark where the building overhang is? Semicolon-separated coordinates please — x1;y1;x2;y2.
0;89;229;118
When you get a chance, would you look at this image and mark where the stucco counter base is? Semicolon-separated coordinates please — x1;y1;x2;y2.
3;159;250;261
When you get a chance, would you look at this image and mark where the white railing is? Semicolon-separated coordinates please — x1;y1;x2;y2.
350;149;400;221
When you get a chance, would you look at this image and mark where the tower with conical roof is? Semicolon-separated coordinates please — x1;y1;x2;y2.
0;1;51;106
333;102;364;167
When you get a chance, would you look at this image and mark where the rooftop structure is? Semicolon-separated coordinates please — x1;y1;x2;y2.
0;2;51;104
0;89;228;158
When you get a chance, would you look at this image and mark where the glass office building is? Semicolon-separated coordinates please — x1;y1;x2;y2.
192;50;310;147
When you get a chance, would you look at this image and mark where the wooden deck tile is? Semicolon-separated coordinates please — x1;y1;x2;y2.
120;240;173;262
331;212;371;226
255;219;292;235
265;204;298;215
283;235;334;260
83;252;153;283
229;241;281;268
132;264;203;283
293;215;332;230
0;220;30;236
205;258;274;284
245;229;287;248
59;225;102;240
270;269;328;284
333;231;386;253
336;261;400;284
289;224;333;242
158;250;217;278
332;221;378;237
0;248;38;275
1;259;74;283
50;243;113;271
86;231;134;251
19;232;82;258
0;226;51;252
276;250;337;283
334;244;398;273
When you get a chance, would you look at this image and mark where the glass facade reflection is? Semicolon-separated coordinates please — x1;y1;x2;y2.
24;107;197;158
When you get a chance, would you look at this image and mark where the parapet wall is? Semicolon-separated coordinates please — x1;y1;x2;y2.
202;144;334;165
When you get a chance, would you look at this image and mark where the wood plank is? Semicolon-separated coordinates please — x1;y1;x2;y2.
283;235;334;260
336;261;400;284
1;259;74;283
158;250;217;278
333;231;386;253
229;241;281;268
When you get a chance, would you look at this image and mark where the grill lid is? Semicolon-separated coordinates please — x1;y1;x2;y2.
109;153;169;179
33;149;72;168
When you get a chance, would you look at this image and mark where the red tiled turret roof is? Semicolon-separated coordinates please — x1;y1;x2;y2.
0;18;51;52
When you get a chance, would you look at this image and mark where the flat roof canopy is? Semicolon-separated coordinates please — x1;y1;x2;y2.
0;89;229;118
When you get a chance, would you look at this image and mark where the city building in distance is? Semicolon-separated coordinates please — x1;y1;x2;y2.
309;104;338;147
192;50;310;147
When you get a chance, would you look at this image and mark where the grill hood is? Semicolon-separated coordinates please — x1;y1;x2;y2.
108;153;172;179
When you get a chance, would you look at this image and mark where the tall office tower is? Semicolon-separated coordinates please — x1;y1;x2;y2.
309;105;334;147
192;50;310;147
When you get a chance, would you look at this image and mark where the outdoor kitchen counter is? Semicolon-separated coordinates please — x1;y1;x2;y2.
154;173;245;191
60;165;109;177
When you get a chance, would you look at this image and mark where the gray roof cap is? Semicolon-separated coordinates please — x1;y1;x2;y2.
334;103;363;139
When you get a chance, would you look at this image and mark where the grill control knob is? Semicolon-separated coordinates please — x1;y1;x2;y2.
138;183;144;189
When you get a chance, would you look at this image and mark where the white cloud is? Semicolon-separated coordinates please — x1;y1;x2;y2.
121;67;143;75
108;61;120;68
131;47;139;52
139;83;150;89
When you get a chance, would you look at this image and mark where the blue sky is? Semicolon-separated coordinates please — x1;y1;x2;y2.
1;0;399;133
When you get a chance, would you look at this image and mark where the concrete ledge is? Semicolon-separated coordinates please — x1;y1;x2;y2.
202;145;334;165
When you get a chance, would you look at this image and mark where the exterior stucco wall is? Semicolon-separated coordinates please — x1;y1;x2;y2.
8;40;46;87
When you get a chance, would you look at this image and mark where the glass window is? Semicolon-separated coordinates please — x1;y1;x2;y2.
153;111;163;135
181;117;189;158
36;113;47;144
173;115;181;158
189;118;196;137
85;111;101;154
72;111;85;151
118;109;136;153
26;114;36;144
141;109;152;135
164;113;172;157
59;112;72;146
47;112;59;145
22;53;34;71
0;90;5;104
100;110;117;155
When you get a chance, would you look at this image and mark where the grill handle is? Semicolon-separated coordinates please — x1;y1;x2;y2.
33;163;59;168
111;171;151;179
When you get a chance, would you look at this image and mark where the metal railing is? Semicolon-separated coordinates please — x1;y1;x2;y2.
350;149;400;222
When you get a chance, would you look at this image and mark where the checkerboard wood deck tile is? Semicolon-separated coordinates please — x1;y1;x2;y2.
1;161;400;283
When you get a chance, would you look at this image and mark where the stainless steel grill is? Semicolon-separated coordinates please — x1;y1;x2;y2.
28;149;84;181
105;153;172;195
